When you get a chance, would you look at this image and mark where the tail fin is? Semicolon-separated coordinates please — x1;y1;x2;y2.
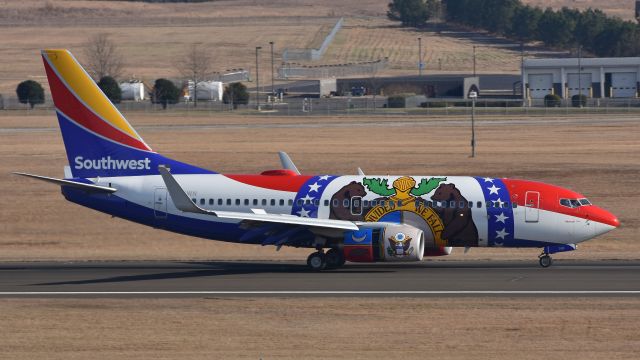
41;49;211;178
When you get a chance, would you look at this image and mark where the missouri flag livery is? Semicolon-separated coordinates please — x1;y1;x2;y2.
15;49;619;270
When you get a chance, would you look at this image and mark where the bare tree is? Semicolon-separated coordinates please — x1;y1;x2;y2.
177;43;212;107
84;33;124;80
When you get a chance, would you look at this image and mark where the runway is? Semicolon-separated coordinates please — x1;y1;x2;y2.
0;260;638;297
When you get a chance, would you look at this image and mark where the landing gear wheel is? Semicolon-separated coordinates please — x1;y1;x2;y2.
539;255;553;268
307;252;326;271
324;249;345;269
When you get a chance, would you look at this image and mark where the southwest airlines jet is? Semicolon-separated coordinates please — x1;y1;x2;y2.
16;50;619;270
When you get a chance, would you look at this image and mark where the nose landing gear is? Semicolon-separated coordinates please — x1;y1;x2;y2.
538;253;553;268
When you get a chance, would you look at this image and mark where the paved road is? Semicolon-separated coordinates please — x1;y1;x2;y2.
0;260;638;297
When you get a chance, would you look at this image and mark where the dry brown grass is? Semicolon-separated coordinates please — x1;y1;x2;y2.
0;297;638;359
0;112;638;261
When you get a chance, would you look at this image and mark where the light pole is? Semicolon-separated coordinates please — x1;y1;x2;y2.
418;37;423;76
473;45;477;77
255;46;262;110
469;90;477;157
269;41;275;99
577;45;582;107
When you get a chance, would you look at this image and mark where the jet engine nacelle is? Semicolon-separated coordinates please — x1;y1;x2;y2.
342;224;425;263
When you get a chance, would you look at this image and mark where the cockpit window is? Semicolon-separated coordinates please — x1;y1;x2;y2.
560;198;587;208
570;199;581;208
579;198;592;206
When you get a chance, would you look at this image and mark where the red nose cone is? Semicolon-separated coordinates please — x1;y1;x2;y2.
589;207;620;228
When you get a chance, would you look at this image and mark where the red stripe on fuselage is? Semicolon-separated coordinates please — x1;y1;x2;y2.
225;174;313;192
43;59;151;151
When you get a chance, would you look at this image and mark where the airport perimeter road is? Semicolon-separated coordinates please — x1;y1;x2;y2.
0;260;638;297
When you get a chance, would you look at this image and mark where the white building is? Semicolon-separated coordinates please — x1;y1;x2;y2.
523;57;640;99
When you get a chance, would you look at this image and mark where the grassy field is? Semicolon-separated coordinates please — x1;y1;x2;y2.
0;297;638;359
1;111;638;262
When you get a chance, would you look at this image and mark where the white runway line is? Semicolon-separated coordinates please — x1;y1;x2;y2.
0;291;638;295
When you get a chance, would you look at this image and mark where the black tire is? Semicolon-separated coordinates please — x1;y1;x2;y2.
539;255;553;268
325;248;345;269
307;252;326;271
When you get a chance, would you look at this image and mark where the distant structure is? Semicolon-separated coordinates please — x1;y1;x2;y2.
278;59;388;79
283;18;343;61
523;58;640;99
119;81;145;101
213;69;250;83
184;80;223;102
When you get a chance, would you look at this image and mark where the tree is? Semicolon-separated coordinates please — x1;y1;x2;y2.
177;43;212;107
152;79;180;110
509;5;542;41
223;82;249;110
538;8;576;48
16;80;45;109
387;0;440;27
84;33;124;80
97;76;122;104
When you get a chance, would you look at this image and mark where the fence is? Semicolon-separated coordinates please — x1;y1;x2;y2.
282;18;344;61
4;95;640;117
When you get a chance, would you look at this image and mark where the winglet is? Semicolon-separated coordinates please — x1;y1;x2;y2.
158;165;211;215
357;167;365;176
278;151;301;175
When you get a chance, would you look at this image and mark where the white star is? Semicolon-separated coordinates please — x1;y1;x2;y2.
308;182;321;193
495;228;509;240
487;184;501;195
494;198;505;208
483;177;494;182
297;208;310;217
300;194;314;203
495;212;509;223
318;175;330;181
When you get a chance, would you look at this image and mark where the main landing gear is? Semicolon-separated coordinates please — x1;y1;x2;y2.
307;248;345;271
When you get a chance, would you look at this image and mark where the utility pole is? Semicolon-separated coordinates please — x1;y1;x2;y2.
578;45;582;106
269;41;275;99
255;46;262;110
469;91;477;157
418;37;422;76
473;45;477;77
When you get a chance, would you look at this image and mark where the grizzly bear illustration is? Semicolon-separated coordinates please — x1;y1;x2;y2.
431;183;479;247
329;181;368;221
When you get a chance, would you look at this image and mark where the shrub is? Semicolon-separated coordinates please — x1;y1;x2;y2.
223;82;249;109
571;94;587;107
544;94;561;107
16;80;45;109
151;78;180;109
97;76;121;104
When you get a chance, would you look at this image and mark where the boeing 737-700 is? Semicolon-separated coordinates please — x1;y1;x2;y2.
15;49;619;270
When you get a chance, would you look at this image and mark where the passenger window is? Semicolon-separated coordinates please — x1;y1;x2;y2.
477;201;482;208
200;198;205;205
218;199;223;206
426;201;432;208
503;202;509;208
191;198;196;203
270;199;276;206
253;199;258;206
371;200;378;206
468;201;473;208
235;199;240;206
363;200;370;207
333;199;339;207
262;199;267;206
512;202;518;208
209;199;214;206
379;200;386;207
279;199;284;206
288;199;293;206
450;201;456;208
460;201;466;208
324;200;329;207
226;199;231;206
486;202;493;208
296;199;303;206
243;199;248;206
343;199;349;207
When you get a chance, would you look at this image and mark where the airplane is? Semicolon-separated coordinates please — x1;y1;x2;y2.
15;49;619;270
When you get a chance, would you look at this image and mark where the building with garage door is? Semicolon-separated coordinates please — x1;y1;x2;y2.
523;57;640;99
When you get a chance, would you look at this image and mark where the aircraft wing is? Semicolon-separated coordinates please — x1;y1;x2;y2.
13;172;117;193
158;165;358;231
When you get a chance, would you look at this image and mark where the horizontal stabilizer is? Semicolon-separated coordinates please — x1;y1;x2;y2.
13;172;117;193
158;165;358;231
